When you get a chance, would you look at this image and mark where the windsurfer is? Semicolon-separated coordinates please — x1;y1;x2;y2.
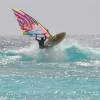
35;34;46;49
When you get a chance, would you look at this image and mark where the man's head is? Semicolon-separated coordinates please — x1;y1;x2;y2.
41;37;44;40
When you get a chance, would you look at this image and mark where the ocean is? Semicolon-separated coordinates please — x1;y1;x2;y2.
0;34;100;100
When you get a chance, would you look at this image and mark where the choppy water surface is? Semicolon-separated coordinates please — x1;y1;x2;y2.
0;34;100;100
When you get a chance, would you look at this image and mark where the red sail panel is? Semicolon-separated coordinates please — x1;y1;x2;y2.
13;9;51;38
12;9;37;33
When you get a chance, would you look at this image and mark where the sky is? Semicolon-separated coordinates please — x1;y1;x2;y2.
0;0;100;36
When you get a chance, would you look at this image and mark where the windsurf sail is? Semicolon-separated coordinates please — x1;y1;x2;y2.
12;9;52;38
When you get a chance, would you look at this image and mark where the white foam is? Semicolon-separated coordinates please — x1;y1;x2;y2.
17;40;39;56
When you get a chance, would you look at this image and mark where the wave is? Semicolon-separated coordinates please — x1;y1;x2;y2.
0;42;100;66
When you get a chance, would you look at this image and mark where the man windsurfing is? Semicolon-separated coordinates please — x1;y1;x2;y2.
35;34;46;49
12;9;66;49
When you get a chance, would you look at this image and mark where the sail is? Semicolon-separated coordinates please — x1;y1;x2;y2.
12;9;51;38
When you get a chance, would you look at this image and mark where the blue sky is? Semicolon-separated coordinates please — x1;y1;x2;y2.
0;0;100;36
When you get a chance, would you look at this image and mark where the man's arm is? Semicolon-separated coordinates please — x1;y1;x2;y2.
35;34;38;40
35;34;41;42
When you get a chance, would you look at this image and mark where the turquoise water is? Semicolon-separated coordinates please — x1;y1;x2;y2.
0;34;100;100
